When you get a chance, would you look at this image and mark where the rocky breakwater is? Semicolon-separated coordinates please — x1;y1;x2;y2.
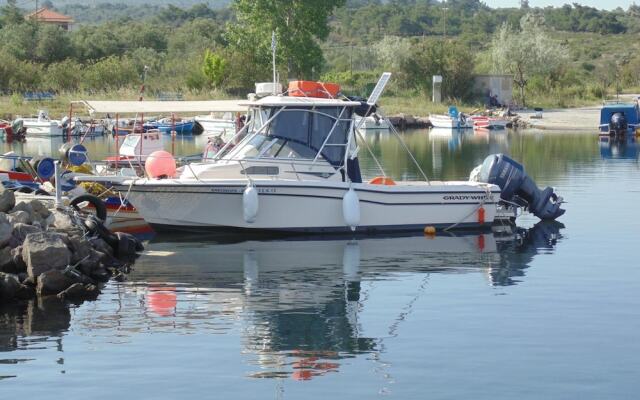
388;114;431;129
0;184;143;302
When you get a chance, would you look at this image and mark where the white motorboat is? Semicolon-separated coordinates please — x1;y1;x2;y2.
74;77;566;232
18;110;65;137
355;114;391;130
429;113;473;129
194;112;237;138
103;77;505;233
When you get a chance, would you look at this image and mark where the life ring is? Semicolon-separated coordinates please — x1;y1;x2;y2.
368;176;396;185
70;194;108;222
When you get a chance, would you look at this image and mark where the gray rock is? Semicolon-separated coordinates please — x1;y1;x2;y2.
89;237;114;257
50;210;76;231
0;272;21;299
0;246;17;273
36;269;76;296
11;222;41;243
11;246;26;272
8;210;31;225
0;185;15;213
0;214;11;247
11;201;34;216
15;284;36;300
21;275;36;287
30;199;50;219
22;232;71;278
68;237;93;264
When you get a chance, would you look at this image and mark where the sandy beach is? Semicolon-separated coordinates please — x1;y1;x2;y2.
518;106;600;131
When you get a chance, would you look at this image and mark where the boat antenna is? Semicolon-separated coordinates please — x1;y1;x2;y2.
271;31;277;95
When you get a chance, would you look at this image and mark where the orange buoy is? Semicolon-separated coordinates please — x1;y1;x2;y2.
424;226;436;236
477;206;485;224
369;176;396;185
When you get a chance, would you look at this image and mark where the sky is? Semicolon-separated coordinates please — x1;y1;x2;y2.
483;0;634;10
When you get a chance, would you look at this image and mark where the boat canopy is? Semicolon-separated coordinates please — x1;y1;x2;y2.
265;106;353;166
241;95;361;108
75;100;247;115
600;103;640;125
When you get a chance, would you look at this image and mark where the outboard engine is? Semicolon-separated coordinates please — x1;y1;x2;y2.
474;154;565;220
610;112;628;135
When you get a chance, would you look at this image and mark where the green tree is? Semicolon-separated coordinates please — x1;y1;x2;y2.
490;14;567;107
202;49;227;88
398;39;475;101
46;59;83;91
82;56;138;92
227;0;346;81
35;25;73;64
0;0;24;27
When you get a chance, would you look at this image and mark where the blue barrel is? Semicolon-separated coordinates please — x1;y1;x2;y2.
67;144;88;166
33;157;55;180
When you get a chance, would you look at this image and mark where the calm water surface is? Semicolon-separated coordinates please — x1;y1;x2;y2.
1;130;639;398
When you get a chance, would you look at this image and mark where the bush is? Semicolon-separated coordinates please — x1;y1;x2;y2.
82;56;138;92
46;60;83;92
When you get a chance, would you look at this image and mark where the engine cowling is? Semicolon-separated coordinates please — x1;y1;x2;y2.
473;154;565;220
610;112;628;134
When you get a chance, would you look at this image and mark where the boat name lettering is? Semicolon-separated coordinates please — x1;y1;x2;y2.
442;195;494;201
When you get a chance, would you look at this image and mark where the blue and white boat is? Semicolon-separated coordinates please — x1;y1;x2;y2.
599;101;640;137
154;118;195;135
429;106;473;129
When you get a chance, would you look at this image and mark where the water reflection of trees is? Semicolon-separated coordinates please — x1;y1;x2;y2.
0;222;564;381
360;130;598;181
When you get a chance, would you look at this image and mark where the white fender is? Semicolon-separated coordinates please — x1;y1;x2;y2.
243;184;259;223
342;187;360;231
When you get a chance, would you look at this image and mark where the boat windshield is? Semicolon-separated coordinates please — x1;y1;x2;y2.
227;106;353;166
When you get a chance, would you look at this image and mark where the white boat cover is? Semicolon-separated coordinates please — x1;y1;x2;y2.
76;100;247;115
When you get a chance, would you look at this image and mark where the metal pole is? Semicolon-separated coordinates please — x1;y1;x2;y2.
443;5;448;39
171;112;176;155
272;31;277;94
115;113;119;170
54;161;62;208
67;102;73;143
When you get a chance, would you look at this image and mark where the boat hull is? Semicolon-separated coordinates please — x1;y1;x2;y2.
114;180;500;233
157;121;195;134
23;121;64;137
194;117;236;135
429;115;472;129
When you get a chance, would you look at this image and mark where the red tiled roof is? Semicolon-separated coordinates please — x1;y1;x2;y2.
26;8;73;23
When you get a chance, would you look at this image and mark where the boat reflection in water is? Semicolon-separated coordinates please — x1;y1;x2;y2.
599;135;640;160
0;221;564;382
131;221;563;379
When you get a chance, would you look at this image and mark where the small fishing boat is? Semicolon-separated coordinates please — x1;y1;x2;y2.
154;118;195;134
0;120;15;140
355;115;391;130
194;112;237;136
429;107;472;129
599;101;640;137
16;110;66;137
469;116;509;130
